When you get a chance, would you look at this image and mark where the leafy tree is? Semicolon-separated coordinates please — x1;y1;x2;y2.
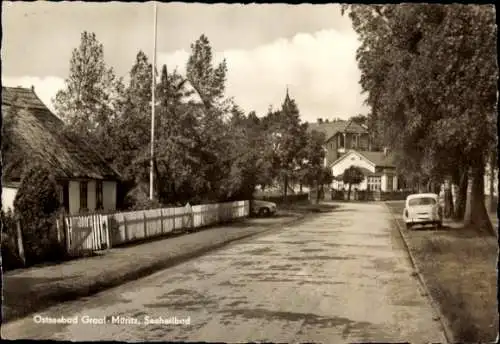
1;209;25;270
342;166;365;201
349;114;368;127
53;31;124;135
297;129;327;194
184;34;233;202
153;64;199;205
262;91;309;202
186;34;228;110
343;4;497;231
13;165;63;264
103;51;156;208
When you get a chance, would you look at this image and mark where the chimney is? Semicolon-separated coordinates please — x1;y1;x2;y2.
31;85;35;92
317;118;323;124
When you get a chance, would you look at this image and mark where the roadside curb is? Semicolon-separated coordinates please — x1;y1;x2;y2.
2;212;307;324
384;203;455;344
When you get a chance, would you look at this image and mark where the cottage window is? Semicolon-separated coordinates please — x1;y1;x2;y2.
368;176;381;191
96;181;103;210
80;181;88;212
57;184;64;205
60;181;70;212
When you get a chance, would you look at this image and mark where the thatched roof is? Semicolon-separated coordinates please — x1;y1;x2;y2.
2;86;121;182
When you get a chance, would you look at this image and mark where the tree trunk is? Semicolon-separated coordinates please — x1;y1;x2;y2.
454;170;468;221
464;164;493;233
316;180;320;203
444;180;453;219
347;183;352;201
299;183;303;193
489;153;496;212
283;174;288;204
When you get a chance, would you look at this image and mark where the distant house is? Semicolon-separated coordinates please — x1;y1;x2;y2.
307;119;371;167
330;149;398;192
1;86;121;215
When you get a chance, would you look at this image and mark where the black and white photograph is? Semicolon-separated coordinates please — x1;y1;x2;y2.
1;2;498;343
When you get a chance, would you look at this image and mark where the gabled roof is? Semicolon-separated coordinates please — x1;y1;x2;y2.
307;119;368;141
2;86;121;182
356;150;395;168
330;149;396;169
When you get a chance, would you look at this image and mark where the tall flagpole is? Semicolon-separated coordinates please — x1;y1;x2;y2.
150;1;158;200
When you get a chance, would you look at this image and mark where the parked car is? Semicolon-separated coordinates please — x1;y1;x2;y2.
251;200;277;217
402;193;443;229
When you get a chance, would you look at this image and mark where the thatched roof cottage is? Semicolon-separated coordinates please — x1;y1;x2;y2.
2;86;121;215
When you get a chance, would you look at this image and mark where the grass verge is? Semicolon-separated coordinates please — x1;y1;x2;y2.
385;201;498;343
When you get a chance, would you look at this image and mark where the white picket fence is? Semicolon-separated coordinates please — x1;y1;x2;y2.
62;214;111;257
60;200;249;257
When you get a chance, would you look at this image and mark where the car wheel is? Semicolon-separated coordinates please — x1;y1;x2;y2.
406;223;412;230
259;208;270;217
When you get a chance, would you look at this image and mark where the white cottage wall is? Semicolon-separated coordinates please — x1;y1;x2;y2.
1;187;18;212
68;181;80;215
331;152;375;177
381;174;388;192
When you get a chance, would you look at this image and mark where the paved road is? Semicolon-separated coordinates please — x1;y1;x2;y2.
2;202;447;343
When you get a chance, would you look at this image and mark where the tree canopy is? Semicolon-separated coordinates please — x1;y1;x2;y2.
343;4;497;230
53;32;330;208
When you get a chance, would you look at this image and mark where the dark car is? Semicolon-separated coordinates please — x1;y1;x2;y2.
250;200;277;217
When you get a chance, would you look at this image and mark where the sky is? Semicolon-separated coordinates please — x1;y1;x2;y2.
2;2;370;122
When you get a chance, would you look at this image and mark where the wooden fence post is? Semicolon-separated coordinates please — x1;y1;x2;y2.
104;215;112;250
143;211;148;239
56;214;61;244
15;218;26;266
57;212;68;256
65;216;71;255
190;206;194;230
160;208;164;234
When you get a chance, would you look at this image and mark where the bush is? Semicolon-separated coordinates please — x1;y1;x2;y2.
255;192;309;204
13;165;64;265
128;198;164;211
1;209;25;270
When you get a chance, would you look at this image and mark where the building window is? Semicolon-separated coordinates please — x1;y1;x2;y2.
80;181;88;212
59;181;70;212
96;181;103;210
368;176;381;191
57;184;64;205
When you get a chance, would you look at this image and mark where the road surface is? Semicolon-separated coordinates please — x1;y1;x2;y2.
2;202;447;343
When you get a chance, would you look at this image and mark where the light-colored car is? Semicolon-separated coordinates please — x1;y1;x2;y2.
250;200;277;217
403;193;443;229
